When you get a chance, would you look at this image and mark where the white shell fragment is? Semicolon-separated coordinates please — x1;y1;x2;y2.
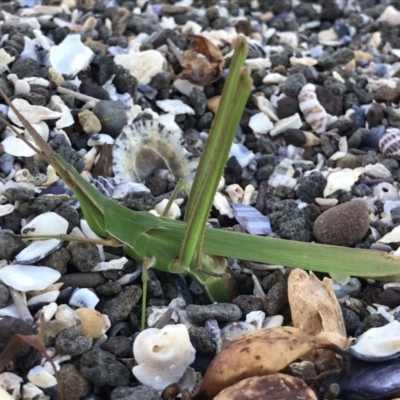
113;120;197;185
249;112;274;134
231;203;272;235
49;34;95;76
0;265;61;291
92;257;129;271
270;113;302;137
156;99;195;115
378;225;400;244
1;137;38;157
323;168;363;197
347;320;400;361
0;49;15;71
154;199;182;219
8;99;62;127
0;372;23;399
0;204;14;217
27;366;57;389
133;324;196;391
69;288;99;309
15;239;62;264
379;129;400;160
21;212;68;237
364;163;392;179
298;84;329;134
114;50;165;85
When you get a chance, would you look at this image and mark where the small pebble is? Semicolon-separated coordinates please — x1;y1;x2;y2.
186;303;242;324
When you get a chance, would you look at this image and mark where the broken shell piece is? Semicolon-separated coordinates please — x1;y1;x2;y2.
270;113;302;137
154;199;182;219
225;184;244;204
75;308;107;339
323;168;363;197
133;324;196;391
15;239;63;264
49;34;95;76
50;95;74;129
0;372;23;399
69;288;99;309
303;131;321;147
298;84;329;134
249;112;274;134
2;137;38;157
0;204;14;217
379;129;400;160
0;265;61;291
156;99;195;115
254;94;279;122
213;192;234;218
21;212;68;237
231;203;272;235
0;49;15;72
364;163;391;179
8;99;62;127
348;320;400;361
27;366;57;389
92;257;128;272
114;50;165;85
113;120;197;186
268;159;297;189
218;322;255;352
378;225;400;244
263;73;287;84
22;383;44;400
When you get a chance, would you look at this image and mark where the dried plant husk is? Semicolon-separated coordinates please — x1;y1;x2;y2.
193;326;348;400
181;34;225;86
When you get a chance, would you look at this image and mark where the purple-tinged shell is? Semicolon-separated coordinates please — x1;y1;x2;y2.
379;129;400;160
231;203;272;235
327;358;400;399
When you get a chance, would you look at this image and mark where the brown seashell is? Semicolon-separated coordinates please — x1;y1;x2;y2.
379;129;400;160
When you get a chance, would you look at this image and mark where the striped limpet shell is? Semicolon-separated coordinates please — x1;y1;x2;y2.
113;119;198;185
379;128;400;160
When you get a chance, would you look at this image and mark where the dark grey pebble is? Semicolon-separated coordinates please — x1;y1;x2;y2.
0;232;26;260
283;129;306;147
352;105;366;128
49;135;85;173
0;318;33;357
92;100;127;137
147;270;163;297
101;336;133;358
386;107;400;128
189;87;207;116
232;295;264;315
361;125;386;151
91;55;116;86
313;200;370;247
186;303;242;323
348;127;369;149
113;65;138;97
101;285;142;325
4;187;36;203
149;71;171;90
111;386;161;400
96;281;122;296
317;48;354;71
80;347;131;386
333;22;349;37
353;183;372;197
279;73;306;97
57;272;106;288
341;307;361;336
80;78;110;101
17;92;46;106
59;364;91;400
27;196;61;214
263;280;288;315
189;327;216;355
320;134;338;158
41;247;70;274
296;171;327;203
54;203;80;233
277;96;299;119
55;327;93;356
378;289;400;309
316;86;342;116
121;191;156;212
0;284;9;308
0;153;14;175
261;269;285;292
66;242;100;272
391;207;400;224
10;58;44;78
354;313;389;337
366;103;384;128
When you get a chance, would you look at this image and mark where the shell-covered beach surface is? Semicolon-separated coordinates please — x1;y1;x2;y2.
3;0;400;398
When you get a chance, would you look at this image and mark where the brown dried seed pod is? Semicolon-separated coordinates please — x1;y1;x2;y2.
379;129;400;160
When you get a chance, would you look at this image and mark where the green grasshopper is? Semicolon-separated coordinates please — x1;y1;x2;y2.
2;36;400;316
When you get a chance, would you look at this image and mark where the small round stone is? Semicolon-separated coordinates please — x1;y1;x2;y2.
313;200;370;247
78;110;102;134
92;100;128;138
59;364;91;400
186;303;242;324
75;308;105;339
55;327;93;356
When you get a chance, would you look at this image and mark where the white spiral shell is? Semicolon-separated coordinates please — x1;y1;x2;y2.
379;128;400;160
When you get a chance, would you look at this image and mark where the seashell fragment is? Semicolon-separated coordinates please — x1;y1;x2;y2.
21;212;68;237
8;99;62;127
0;204;14;217
1;137;37;157
114;50;165;85
15;239;63;264
113;120;197;186
348;320;400;361
364;163;392;179
0;265;61;291
298;84;329;134
69;288;99;309
379;129;400;160
254;94;279;122
249;112;274;134
49;34;95;76
378;225;400;244
323;168;363;197
27;366;57;389
374;182;399;202
379;5;400;27
156;99;195;115
270;113;302;137
75;308;108;339
231;203;272;235
0;49;15;72
92;257;128;272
